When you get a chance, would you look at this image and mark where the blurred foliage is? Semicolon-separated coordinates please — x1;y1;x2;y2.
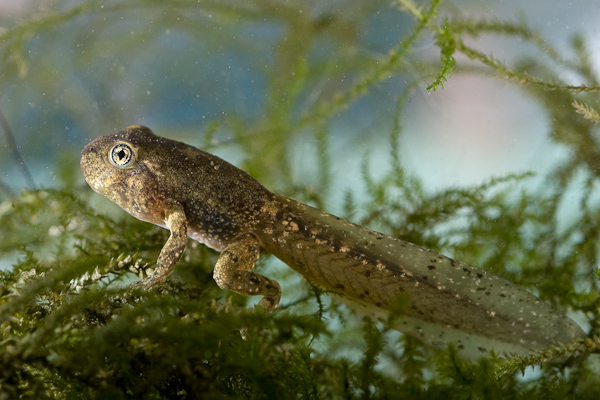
2;0;600;398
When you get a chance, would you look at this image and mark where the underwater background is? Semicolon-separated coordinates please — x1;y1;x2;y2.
2;0;600;398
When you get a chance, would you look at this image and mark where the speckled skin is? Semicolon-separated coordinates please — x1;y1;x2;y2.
81;126;586;358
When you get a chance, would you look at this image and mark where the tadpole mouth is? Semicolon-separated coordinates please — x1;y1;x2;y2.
80;139;107;192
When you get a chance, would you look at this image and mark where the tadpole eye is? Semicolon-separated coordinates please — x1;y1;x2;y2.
109;142;136;168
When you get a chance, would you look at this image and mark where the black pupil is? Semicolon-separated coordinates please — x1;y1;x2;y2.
112;145;132;165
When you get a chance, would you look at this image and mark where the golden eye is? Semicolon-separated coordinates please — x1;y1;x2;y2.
109;142;136;168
